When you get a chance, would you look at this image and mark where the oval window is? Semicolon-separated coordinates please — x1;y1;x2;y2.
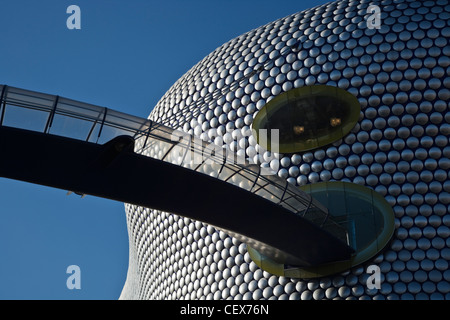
251;85;360;153
248;181;395;278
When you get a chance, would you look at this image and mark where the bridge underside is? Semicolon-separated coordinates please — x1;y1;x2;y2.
0;125;352;267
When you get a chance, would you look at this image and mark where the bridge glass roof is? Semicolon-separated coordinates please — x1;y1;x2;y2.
0;84;347;244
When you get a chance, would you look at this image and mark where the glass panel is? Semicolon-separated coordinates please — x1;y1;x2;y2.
252;176;271;193
104;109;149;134
210;161;224;177
325;184;348;220
345;189;382;252
265;174;288;191
56;97;103;121
303;206;328;225
2;104;50;132
181;159;197;170
143;138;175;161
279;200;298;213
5;87;54;111
85;122;102;143
261;183;285;202
164;141;189;166
300;181;394;251
322;219;349;244
149;123;177;142
48;113;96;141
96;125;135;144
195;162;218;178
254;188;278;202
189;139;205;168
235;167;259;191
280;194;307;213
252;85;360;153
285;184;308;198
228;171;253;190
132;133;147;152
130;120;153;147
201;142;226;166
217;163;238;182
283;189;308;207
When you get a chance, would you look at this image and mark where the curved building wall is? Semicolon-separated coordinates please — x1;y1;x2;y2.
120;0;450;300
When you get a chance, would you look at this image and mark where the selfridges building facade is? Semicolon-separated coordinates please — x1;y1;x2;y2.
120;0;450;300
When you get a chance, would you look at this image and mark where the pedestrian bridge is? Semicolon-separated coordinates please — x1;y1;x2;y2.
0;84;354;272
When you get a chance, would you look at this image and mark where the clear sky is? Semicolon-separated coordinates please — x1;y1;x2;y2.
0;0;331;300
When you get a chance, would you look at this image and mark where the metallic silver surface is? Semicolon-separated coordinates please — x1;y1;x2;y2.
120;0;450;300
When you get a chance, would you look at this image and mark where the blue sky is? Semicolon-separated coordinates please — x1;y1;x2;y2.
0;0;330;300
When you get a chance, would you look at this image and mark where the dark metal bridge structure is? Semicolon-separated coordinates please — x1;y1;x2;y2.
0;85;353;268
